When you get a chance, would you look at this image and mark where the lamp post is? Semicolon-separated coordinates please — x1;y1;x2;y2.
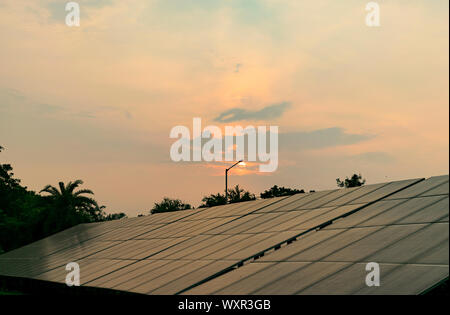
225;160;244;202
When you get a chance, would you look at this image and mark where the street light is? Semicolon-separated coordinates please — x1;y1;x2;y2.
225;160;245;202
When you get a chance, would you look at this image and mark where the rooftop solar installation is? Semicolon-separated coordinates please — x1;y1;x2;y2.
0;176;448;295
183;175;449;295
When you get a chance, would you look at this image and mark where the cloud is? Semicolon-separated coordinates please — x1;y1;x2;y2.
279;128;373;151
0;88;26;110
124;110;133;119
214;102;290;123
153;0;275;25
32;103;65;115
0;88;164;164
74;110;96;119
174;126;372;167
351;152;395;164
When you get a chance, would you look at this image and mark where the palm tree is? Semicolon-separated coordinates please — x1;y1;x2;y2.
40;180;101;223
151;197;191;214
227;185;256;204
199;193;227;208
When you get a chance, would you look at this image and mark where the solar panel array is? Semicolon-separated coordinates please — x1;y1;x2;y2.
183;175;449;295
0;176;448;295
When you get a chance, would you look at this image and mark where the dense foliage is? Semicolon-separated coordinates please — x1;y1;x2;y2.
199;193;228;208
336;174;366;188
260;185;305;198
198;185;256;208
151;197;192;214
0;146;126;254
227;185;256;203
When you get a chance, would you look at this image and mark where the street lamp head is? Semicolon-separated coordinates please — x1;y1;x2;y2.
227;160;245;171
225;160;246;203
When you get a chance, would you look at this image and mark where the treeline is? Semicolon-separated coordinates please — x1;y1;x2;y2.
151;184;307;214
0;146;126;254
151;173;365;214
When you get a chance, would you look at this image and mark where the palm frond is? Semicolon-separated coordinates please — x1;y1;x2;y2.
40;185;60;196
40;184;53;193
67;179;84;194
58;182;66;194
73;189;94;196
75;196;99;208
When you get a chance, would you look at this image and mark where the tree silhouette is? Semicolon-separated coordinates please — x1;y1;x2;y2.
336;173;366;188
199;193;227;208
102;212;127;221
40;180;99;210
227;185;256;204
0;146;22;190
199;185;256;207
40;180;102;226
260;185;305;198
0;145;129;253
151;197;192;214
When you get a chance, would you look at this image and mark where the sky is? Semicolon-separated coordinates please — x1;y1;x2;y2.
0;0;448;217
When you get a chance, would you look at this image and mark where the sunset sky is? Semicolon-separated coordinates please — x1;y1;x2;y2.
0;0;448;216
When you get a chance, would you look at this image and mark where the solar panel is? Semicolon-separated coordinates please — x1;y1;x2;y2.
300;262;448;295
177;235;250;260
111;260;194;292
0;176;447;295
155;234;235;260
109;260;233;295
149;260;238;295
255;190;335;213
182;176;448;295
85;260;168;288
36;258;135;285
90;238;189;260
385;175;449;199
330;196;448;229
